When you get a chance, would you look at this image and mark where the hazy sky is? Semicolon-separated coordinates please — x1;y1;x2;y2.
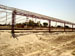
0;0;75;23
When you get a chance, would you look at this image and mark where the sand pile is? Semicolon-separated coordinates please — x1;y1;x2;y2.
0;31;75;56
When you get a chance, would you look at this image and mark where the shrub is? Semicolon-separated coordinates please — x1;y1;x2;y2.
43;22;48;27
65;25;70;28
28;20;35;26
16;23;24;28
57;25;62;28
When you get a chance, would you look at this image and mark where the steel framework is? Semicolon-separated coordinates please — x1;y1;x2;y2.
0;4;75;37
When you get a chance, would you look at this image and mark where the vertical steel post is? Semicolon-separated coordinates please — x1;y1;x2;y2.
49;20;51;32
6;12;7;25
72;24;73;31
64;23;65;31
11;10;16;37
26;16;28;28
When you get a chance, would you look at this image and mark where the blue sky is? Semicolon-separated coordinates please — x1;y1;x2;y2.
0;0;75;23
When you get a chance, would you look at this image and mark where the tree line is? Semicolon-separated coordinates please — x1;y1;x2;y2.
16;20;48;28
0;20;70;28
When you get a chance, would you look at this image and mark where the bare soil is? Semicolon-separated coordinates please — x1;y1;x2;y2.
0;31;75;56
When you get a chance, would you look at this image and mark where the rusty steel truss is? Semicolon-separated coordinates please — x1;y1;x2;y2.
0;4;75;37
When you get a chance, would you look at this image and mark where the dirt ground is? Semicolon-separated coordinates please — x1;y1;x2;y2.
0;30;75;56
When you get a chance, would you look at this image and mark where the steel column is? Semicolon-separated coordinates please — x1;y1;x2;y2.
64;23;66;31
6;12;7;25
11;10;16;37
49;20;51;32
72;24;73;31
